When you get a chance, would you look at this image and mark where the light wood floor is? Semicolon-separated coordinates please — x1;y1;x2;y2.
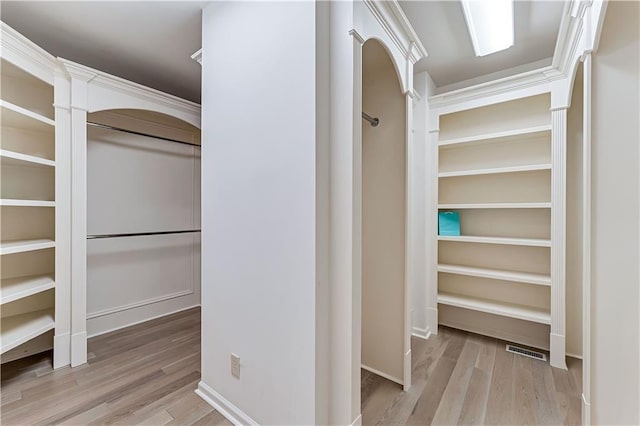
1;308;581;425
362;326;582;425
1;308;230;426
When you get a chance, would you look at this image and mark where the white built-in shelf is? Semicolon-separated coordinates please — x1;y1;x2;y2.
438;235;551;247
0;100;55;133
437;263;551;286
1;274;55;305
438;293;551;325
0;239;55;255
1;150;55;168
438;164;552;178
438;202;551;209
0;309;55;354
0;199;55;207
438;125;552;148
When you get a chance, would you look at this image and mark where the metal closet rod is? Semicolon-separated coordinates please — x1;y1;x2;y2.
362;112;379;127
87;229;201;240
87;122;201;148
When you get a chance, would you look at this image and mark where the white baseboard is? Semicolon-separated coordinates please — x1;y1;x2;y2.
351;413;362;426
195;381;258;426
582;393;590;425
87;304;200;338
53;332;71;368
70;331;87;367
411;326;430;340
550;333;567;369
361;364;403;386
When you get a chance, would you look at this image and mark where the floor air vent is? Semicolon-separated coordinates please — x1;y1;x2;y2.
506;344;547;361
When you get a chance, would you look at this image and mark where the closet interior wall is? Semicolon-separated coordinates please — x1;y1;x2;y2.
361;40;406;385
86;109;201;337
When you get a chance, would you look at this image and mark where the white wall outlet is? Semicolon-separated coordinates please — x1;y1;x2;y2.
231;353;240;379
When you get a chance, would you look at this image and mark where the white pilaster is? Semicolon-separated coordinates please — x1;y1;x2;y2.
426;112;440;335
550;107;568;370
53;72;72;369
64;64;96;367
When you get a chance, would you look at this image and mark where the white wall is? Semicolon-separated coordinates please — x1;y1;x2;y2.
361;40;406;383
200;2;319;424
591;1;640;423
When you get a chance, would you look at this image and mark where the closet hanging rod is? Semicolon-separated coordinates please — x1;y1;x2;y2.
362;112;379;127
87;122;201;147
87;229;201;240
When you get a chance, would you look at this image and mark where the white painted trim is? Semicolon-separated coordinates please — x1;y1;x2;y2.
412;327;430;340
361;0;427;64
0;22;59;85
58;58;201;129
86;305;199;338
361;364;403;386
403;349;411;390
581;51;593;426
196;381;259;426
550;108;568;370
191;49;202;65
351;413;363;426
86;289;194;319
53;332;70;369
70;331;87;368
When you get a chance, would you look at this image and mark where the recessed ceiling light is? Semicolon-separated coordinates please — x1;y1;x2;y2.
461;0;514;57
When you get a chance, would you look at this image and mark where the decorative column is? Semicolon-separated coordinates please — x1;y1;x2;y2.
52;70;72;369
550;106;568;370
426;112;440;336
63;62;97;367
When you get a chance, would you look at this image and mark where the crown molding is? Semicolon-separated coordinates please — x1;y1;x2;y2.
0;21;59;85
57;58;200;115
191;49;202;66
362;0;427;64
428;0;601;110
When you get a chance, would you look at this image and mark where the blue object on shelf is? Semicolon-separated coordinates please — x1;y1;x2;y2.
438;211;461;236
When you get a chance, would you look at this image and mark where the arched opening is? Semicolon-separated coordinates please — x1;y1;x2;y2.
360;38;408;415
84;109;201;339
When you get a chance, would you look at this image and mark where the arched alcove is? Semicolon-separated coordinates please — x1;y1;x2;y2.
360;38;408;395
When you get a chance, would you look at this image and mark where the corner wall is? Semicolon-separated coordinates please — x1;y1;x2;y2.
199;2;320;424
591;1;640;423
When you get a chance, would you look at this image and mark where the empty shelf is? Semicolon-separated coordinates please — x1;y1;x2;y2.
438;235;551;247
438;202;552;209
1;100;55;133
1;274;55;305
437;264;551;286
0;309;55;354
438;164;552;178
439;125;552;148
0;239;55;255
0;199;55;207
0;150;55;167
438;293;551;325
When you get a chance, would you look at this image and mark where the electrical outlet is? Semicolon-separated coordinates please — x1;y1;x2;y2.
231;353;240;379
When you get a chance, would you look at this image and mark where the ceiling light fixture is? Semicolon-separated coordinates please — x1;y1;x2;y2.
461;0;514;57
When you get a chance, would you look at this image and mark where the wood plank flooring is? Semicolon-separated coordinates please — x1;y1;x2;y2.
2;308;581;425
362;327;582;425
1;308;230;426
